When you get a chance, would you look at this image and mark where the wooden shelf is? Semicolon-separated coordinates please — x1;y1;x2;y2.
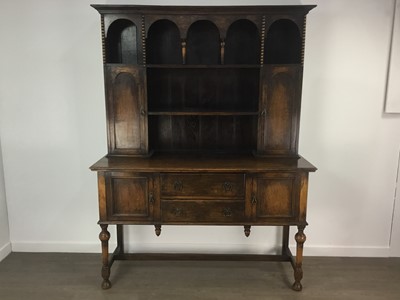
148;111;259;116
146;64;261;69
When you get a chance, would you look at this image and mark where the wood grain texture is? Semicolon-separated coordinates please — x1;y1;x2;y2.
161;173;245;199
255;176;295;218
161;200;245;223
105;173;153;221
105;65;148;155
113;72;140;149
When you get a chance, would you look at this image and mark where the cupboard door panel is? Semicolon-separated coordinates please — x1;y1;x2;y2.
106;65;148;155
106;173;154;221
113;72;141;149
266;73;293;150
257;66;301;156
254;174;298;221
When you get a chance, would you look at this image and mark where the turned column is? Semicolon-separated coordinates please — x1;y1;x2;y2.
99;224;111;289
292;225;306;291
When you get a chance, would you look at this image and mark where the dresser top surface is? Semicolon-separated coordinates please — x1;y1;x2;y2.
90;154;316;172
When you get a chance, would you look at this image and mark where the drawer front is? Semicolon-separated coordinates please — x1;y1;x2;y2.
161;173;245;199
161;200;245;223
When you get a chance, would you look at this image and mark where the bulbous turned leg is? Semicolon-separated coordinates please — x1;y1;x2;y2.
292;225;306;292
155;224;162;236
244;225;251;237
99;224;111;289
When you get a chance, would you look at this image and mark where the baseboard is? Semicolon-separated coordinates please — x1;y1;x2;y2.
289;245;390;257
10;242;391;257
0;242;12;261
11;241;114;253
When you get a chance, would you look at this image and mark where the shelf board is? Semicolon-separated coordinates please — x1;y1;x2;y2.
146;64;261;69
148;111;259;116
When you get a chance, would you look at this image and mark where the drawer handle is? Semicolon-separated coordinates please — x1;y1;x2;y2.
223;208;233;217
149;192;155;205
172;207;184;217
140;107;146;116
173;180;183;191
251;195;257;205
222;181;233;192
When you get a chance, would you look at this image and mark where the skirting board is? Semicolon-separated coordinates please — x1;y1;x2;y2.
0;242;12;262
10;242;392;257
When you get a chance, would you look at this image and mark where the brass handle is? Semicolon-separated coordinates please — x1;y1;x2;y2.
149;192;155;204
251;195;257;205
222;181;233;192
223;208;233;217
173;180;183;191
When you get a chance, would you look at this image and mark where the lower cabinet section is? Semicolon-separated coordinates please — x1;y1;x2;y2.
102;171;302;224
93;157;315;292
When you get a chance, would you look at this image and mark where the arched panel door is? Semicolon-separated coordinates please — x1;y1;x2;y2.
147;20;181;64
186;20;220;64
257;66;301;156
106;19;138;64
105;65;147;155
225;19;260;64
264;19;302;64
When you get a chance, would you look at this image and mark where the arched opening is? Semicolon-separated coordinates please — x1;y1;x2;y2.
225;19;260;64
147;20;181;64
186;20;220;64
264;19;302;64
106;19;137;64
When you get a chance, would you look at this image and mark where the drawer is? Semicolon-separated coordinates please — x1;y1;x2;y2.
161;200;245;223
161;173;245;199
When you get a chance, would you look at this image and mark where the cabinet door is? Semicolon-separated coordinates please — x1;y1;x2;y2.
105;65;148;156
252;173;298;222
257;66;302;156
106;172;155;221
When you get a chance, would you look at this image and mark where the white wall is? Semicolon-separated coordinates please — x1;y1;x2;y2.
0;138;11;261
390;156;400;256
0;0;399;257
386;0;400;113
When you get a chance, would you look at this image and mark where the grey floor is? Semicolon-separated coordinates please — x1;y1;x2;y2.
0;253;399;300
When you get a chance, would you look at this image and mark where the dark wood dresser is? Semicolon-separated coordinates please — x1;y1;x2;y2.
90;4;317;291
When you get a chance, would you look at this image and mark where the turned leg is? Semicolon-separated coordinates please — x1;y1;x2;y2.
99;224;112;289
292;225;306;291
